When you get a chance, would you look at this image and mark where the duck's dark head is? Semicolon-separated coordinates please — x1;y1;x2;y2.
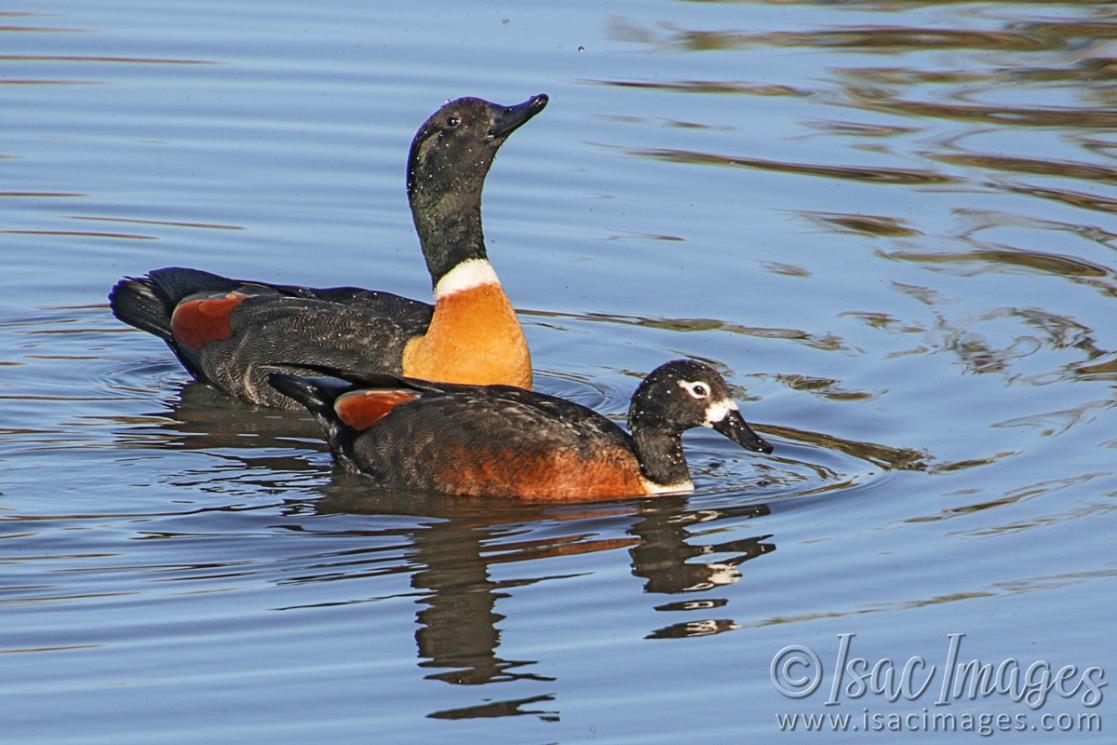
406;94;548;282
406;94;548;209
628;359;773;454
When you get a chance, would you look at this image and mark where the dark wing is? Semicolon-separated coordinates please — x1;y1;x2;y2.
111;267;436;406
193;293;432;408
144;267;422;308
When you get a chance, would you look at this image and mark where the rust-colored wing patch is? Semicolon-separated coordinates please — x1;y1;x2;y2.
335;389;420;431
171;292;248;350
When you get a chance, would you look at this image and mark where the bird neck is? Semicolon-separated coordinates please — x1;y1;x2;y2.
411;185;489;287
631;424;691;487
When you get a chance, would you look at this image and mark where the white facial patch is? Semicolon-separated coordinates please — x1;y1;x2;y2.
678;378;737;426
702;397;739;428
433;258;501;300
677;379;710;399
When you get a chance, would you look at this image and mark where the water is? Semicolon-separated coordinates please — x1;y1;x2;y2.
2;1;1115;742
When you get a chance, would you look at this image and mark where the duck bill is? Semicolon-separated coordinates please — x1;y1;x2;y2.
712;409;774;454
489;93;549;138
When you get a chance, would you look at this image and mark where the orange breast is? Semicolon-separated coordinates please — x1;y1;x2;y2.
433;444;652;501
402;283;532;389
171;293;248;350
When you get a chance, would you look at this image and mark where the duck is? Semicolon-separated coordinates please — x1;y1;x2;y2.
268;359;773;501
109;94;548;409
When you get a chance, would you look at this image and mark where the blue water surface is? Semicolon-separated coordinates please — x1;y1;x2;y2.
2;1;1115;743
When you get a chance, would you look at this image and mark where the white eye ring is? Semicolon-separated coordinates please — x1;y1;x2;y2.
679;380;710;399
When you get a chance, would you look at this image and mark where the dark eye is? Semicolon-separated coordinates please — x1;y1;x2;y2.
446;115;461;128
678;379;712;399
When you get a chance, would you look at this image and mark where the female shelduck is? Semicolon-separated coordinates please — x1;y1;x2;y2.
110;94;548;408
268;359;774;501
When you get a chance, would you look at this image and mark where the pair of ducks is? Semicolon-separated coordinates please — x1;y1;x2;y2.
110;94;773;501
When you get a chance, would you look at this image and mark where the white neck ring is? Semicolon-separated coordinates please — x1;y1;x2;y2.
434;258;501;300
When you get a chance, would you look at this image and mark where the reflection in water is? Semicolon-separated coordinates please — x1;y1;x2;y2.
630;146;956;186
754;566;1117;630
801;211;921;238
992;399;1114;438
589;77;807;97
1007;182;1117;217
845;86;1117;129
0;53;213;65
69;215;244;231
607;17;1059;53
1076;355;1117;380
315;489;779;715
2;228;156;241
0;191;85;198
525;307;849;352
760;423;928;472
773;373;880;401
873;290;1114;387
933;152;1117;190
409;518;557;687
428;694;558;722
115;381;326;453
906;470;1114;531
628;497;771;595
628;498;774;639
886;248;1111;280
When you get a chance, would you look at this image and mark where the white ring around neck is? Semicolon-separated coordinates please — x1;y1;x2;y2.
641;477;695;495
433;258;502;300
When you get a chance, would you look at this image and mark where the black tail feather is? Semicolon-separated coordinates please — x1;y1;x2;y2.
268;373;360;467
109;267;243;341
268;373;352;412
146;267;242;304
108;276;174;340
286;363;463;395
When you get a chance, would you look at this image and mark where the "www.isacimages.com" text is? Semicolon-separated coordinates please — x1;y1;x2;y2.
776;707;1102;736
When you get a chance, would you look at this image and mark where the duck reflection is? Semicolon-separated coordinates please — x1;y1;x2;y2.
628;497;773;594
408;515;558;687
627;496;774;640
318;486;776;719
128;380;326;450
